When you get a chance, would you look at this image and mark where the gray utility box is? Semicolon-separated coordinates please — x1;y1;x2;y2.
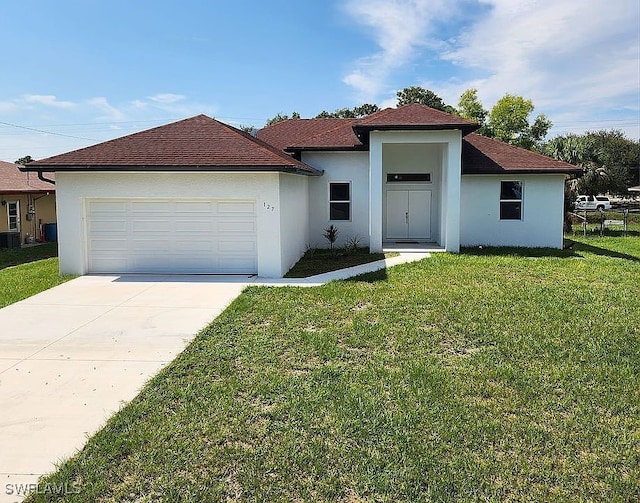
0;231;20;249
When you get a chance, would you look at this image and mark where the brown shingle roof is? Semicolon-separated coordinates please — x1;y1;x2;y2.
258;108;578;174
257;118;355;151
25;115;321;175
462;133;581;174
0;160;55;193
356;103;477;130
258;104;478;151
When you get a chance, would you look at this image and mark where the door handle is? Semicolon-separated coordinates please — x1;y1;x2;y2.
405;212;408;224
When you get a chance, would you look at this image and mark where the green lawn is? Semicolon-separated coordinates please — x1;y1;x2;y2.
27;238;639;502
0;244;73;308
0;242;58;269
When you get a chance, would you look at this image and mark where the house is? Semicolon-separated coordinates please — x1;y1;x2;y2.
0;160;56;247
23;105;580;277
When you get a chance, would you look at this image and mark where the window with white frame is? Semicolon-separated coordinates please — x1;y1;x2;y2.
500;181;523;220
7;201;20;232
329;182;351;220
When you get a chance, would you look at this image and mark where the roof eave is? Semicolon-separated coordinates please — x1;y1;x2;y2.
462;167;583;175
0;189;55;195
353;123;479;140
284;145;367;153
22;164;322;176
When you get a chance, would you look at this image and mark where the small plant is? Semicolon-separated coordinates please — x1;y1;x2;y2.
343;235;361;255
323;225;339;255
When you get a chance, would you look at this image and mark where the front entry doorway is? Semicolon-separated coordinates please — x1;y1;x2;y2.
385;190;431;241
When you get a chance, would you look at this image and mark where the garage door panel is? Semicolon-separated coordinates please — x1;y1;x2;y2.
90;201;127;213
90;239;128;252
218;220;256;232
87;199;257;274
132;239;170;251
131;220;172;232
177;221;214;232
217;201;255;213
89;220;127;232
91;257;129;272
174;240;213;252
175;201;213;213
218;240;256;253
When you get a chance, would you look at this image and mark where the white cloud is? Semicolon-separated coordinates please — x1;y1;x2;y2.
442;0;639;106
23;94;76;109
148;93;186;104
0;101;18;113
342;0;457;101
343;0;639;138
87;97;126;121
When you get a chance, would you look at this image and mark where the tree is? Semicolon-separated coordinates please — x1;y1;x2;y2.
396;86;454;112
238;125;257;136
265;111;300;127
15;155;34;165
545;130;639;196
485;94;551;150
457;88;488;131
315;103;380;119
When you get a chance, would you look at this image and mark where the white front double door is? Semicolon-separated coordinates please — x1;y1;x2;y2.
386;190;431;241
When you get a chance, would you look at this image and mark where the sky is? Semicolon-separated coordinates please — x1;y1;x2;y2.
0;0;638;162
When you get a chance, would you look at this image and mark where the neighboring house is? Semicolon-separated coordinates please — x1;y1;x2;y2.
23;105;579;277
0;160;56;246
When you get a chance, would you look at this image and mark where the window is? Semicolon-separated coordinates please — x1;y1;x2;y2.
7;201;20;232
329;182;350;220
500;181;523;220
386;173;431;183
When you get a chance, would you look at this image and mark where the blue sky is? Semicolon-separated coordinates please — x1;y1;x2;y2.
1;0;638;161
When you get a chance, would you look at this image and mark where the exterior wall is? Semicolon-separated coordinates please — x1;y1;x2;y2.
278;173;309;274
369;130;462;252
0;192;56;244
56;172;287;277
303;151;370;248
382;143;443;243
460;174;566;248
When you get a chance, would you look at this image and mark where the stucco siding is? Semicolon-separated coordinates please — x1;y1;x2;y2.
56;171;284;277
303;151;370;248
460;174;565;248
278;173;309;275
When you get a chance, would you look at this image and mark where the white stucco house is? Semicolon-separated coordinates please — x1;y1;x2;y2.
23;104;580;278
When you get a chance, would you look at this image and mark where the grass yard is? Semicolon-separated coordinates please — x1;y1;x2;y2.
0;244;73;308
285;247;395;278
27;238;639;502
0;242;58;269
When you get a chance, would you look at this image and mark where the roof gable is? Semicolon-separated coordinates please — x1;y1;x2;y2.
0;160;55;193
356;103;477;130
258;104;478;152
26;115;320;175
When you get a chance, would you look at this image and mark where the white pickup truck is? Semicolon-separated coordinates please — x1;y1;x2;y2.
574;195;612;211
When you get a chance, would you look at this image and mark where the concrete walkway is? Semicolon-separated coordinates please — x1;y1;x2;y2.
0;252;428;501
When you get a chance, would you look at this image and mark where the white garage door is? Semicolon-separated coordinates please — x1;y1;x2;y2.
86;199;257;274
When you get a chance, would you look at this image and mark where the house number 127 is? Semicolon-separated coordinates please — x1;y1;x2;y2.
263;202;276;212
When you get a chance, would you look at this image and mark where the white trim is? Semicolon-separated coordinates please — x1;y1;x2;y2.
7;200;20;232
499;180;524;221
328;180;352;222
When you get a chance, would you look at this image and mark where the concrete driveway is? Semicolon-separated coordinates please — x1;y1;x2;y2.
0;275;249;501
